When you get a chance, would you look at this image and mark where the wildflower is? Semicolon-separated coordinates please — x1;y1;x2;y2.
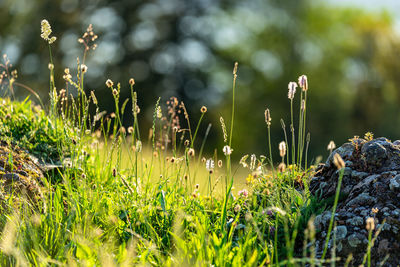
110;112;116;118
298;75;308;91
278;162;286;172
223;145;233;156
170;157;176;163
195;184;199;190
41;19;57;44
250;154;256;170
184;140;190;146
129;78;135;86
264;109;271;126
188;148;195;157
234;204;241;213
333;153;345;170
206;159;214;173
128;126;134;134
239;154;249;168
372;207;379;214
366;217;375;231
279;141;286;158
218;160;223;168
288;82;297;100
48;63;54;70
327;140;336;152
200;106;207;113
81;173;86;179
80;64;88;73
106;79;114;88
120;127;126;134
112;89;118;96
201;157;206;163
238;189;248;198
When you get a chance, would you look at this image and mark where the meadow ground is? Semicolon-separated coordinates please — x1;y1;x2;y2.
0;21;381;266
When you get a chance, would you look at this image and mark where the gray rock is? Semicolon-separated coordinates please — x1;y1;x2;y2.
347;233;362;247
361;141;388;165
351;170;368;180
346;216;363;226
333;225;347;240
389;175;400;191
310;138;400;265
345;193;376;207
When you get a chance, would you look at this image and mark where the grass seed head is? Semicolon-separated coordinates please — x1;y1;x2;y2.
288;82;297;100
327;140;336;151
366;217;375;231
298;74;308;91
279;141;286;157
106;79;114;88
264;109;271;126
333;153;345;170
188;148;195;157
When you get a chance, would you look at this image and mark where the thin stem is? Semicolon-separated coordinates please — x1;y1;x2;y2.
321;167;345;260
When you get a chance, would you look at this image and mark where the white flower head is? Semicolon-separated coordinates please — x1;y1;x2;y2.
250;154;256;170
223;145;233;156
288;82;297;100
298;75;308;91
327;140;336;151
279;141;286;157
206;159;214;172
41;19;57;44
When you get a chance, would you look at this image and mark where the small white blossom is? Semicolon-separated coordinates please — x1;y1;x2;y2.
223;145;233;156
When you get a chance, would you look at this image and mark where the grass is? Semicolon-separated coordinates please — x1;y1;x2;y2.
0;20;380;266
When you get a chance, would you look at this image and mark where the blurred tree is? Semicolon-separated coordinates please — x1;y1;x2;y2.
1;0;400;162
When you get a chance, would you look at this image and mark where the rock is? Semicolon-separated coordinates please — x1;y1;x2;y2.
0;141;45;208
333;225;347;240
389;175;400;191
310;137;400;266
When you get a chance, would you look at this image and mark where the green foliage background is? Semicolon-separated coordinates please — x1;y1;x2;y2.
1;0;400;160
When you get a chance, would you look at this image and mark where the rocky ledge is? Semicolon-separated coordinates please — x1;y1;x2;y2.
310;137;400;266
